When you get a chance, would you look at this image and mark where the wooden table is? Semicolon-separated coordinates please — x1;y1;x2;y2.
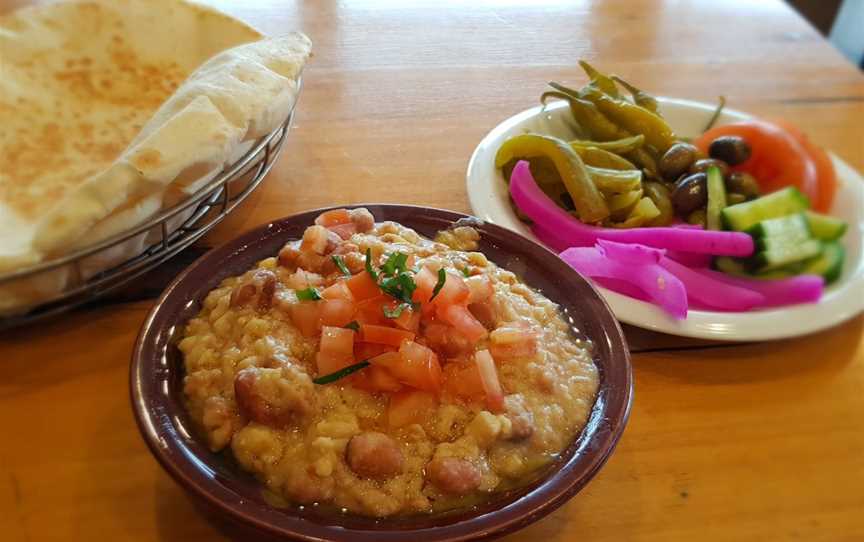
2;0;863;540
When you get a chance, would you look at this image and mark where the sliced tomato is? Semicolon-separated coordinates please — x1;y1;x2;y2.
355;342;396;361
412;266;438;304
320;299;356;327
489;325;538;360
289;301;321;337
359;324;415;347
438;304;488;342
434;272;470;307
355;295;389;325
771;119;837;212
346;271;380;301
329;222;358;240
394;340;443;392
465;275;493;303
315;208;351;227
321;281;354;301
349;365;402;393
442;362;485;401
475;349;505;413
316;350;352;376
694;120;819;206
391;304;421;332
320;326;355;356
387;390;438;428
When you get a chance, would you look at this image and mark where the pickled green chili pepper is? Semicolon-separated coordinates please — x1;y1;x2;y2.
578;87;677;153
642;181;675;226
569;134;645;154
607;188;643;220
565;96;632;142
573;146;637;170
585;165;642;194
625;147;660;177
611;75;660;114
579;60;619;98
496;134;609;223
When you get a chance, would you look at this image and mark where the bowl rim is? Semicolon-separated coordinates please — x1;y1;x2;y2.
130;203;633;541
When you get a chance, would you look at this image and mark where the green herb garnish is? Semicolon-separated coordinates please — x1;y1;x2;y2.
381;252;409;276
430;268;447;301
383;302;412;319
313;360;370;385
364;248;378;281
380;271;417;305
332;255;351;276
344;320;360;332
461;267;471;278
296;287;322;301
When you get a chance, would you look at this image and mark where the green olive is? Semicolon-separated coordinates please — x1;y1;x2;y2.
671;172;708;215
659;142;698;181
689;158;730;177
725;171;760;198
709;136;752;166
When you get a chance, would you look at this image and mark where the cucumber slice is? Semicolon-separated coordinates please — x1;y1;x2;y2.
746;213;811;250
805;211;847;241
801;241;845;284
714;256;800;279
721;187;810;231
751;239;822;272
706;166;727;230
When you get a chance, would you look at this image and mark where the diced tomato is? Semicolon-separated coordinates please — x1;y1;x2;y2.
694;120;819;207
355;342;396;361
475;349;505;413
438;304;488;342
465;275;493;303
359;324;415;347
321;281;355;301
442;362;485;401
356;295;389;325
289;301;321;337
489;325;538;360
368;351;403;369
771;120;837;212
394;340;442;392
328;222;358;240
315;208;351;227
412;266;438;304
434;272;470;307
350;365;403;394
346;271;380;301
391;304;420;332
320;298;356;327
387;390;438;428
316;350;352;376
320;326;355;356
285;269;323;290
423;321;473;358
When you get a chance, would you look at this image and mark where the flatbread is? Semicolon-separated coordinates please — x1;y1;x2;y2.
0;0;311;314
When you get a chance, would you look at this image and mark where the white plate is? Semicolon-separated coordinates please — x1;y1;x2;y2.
466;98;864;341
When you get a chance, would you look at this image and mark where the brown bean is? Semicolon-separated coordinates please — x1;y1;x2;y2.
346;432;404;480
689;158;730;177
426;457;482;495
671;173;708;215
234;366;315;428
349;208;375;233
658;142;698;180
230;269;277;311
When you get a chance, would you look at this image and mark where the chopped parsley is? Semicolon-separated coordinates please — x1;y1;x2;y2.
344;320;360;332
380;271;417;305
382;302;412;319
364;248;378;281
331;255;351;276
461;267;471;278
296;287;322;301
381;252;409;276
313;360;370;385
429;268;447;301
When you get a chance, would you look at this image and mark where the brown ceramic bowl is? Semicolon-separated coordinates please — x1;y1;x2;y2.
130;204;632;541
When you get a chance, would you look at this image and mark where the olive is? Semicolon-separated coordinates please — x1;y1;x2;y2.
659;142;698;181
726;192;747;205
689;158;730;177
671;172;708;215
725;171;760;198
709;135;751;166
687;209;707;227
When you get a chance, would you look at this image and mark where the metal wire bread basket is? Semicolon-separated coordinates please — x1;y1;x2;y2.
0;106;296;330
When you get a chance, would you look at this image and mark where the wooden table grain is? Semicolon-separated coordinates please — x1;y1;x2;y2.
2;1;863;541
